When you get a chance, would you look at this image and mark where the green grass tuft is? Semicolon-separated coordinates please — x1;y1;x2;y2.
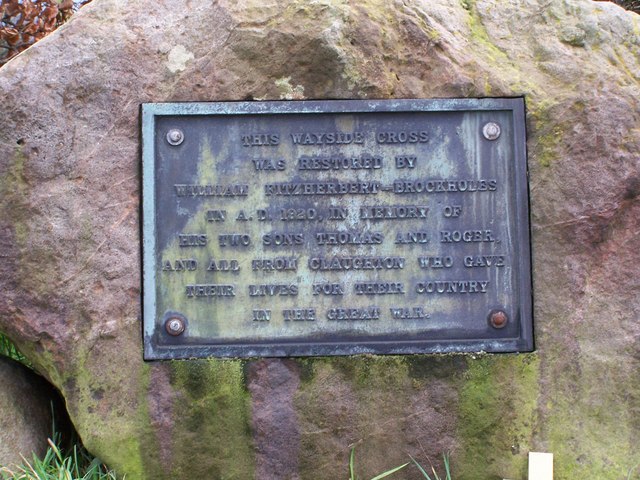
0;435;119;480
0;333;30;367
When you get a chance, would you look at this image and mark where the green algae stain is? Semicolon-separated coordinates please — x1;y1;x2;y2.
546;389;634;479
65;361;147;480
168;359;254;480
456;354;539;480
296;357;317;384
0;148;28;224
0;146;68;303
328;355;409;390
404;354;469;380
542;310;640;480
62;350;249;480
527;99;563;168
462;0;510;67
0;149;58;371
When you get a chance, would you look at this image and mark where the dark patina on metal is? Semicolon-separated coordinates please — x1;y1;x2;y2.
142;98;533;359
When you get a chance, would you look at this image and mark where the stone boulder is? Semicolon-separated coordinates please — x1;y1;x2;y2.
0;0;638;479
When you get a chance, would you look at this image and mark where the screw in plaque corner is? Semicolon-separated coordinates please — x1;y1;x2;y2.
166;128;185;146
488;309;508;329
482;122;501;140
165;316;186;336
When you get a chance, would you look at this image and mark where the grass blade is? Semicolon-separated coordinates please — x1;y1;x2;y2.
0;333;30;366
443;454;451;480
370;462;409;480
409;455;433;480
350;447;356;480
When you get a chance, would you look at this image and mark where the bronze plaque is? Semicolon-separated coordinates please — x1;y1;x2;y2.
142;99;532;359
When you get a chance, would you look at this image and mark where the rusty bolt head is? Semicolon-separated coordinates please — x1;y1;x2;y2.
165;317;185;336
489;310;508;329
166;128;184;146
482;122;501;141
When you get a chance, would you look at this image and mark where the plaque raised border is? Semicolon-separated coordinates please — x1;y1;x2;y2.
142;98;533;359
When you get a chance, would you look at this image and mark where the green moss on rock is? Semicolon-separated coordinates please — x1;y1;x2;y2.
63;358;147;480
464;1;510;67
168;359;254;480
456;354;539;480
0;148;61;301
527;99;564;168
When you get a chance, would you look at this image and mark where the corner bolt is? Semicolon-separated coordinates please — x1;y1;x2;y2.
482;122;501;141
166;128;184;146
165;317;185;336
489;310;508;329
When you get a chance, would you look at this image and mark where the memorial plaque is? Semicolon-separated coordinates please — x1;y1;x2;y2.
142;99;533;359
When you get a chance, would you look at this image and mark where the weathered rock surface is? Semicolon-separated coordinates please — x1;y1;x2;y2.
0;357;54;467
0;0;638;479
